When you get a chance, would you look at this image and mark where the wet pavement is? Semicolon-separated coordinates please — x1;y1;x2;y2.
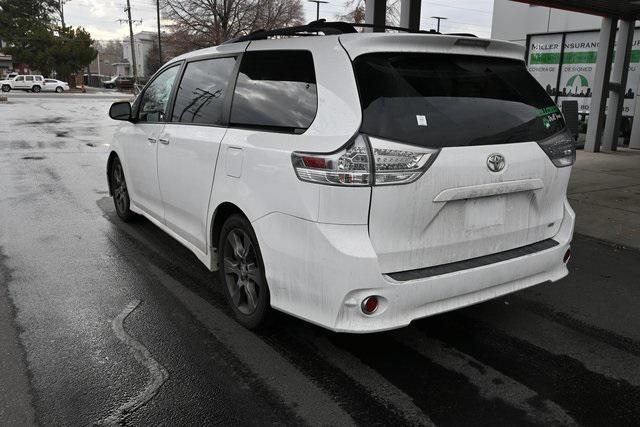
1;94;640;426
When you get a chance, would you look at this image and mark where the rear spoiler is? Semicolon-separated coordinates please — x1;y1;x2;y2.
339;33;525;61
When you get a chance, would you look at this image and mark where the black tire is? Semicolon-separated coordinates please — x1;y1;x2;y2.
32;85;41;93
219;214;272;330
109;157;135;222
1;85;9;92
55;86;63;93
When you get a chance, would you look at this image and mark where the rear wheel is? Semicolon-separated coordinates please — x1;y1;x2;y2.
32;85;41;93
55;86;63;93
1;85;9;92
219;214;271;329
109;157;135;222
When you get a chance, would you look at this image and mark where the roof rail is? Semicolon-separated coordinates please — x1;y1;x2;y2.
222;20;357;44
222;19;477;44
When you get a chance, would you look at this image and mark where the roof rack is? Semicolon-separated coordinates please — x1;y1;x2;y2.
223;20;357;44
222;19;475;44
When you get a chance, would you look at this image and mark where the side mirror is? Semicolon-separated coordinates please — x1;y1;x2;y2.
109;101;133;121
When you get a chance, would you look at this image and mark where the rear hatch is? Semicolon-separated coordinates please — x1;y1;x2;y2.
347;41;574;274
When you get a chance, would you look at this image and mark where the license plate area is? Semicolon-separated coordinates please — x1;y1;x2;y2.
464;196;506;230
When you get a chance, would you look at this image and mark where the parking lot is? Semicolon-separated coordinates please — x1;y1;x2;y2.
2;93;640;425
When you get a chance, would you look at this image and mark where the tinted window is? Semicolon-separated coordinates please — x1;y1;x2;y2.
138;65;180;123
26;76;33;81
354;53;565;148
15;76;24;81
172;57;236;125
230;50;317;131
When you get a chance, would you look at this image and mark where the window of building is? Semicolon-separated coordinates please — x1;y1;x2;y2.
172;57;237;125
230;50;317;132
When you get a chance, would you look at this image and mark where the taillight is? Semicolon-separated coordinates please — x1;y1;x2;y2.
538;130;576;168
291;135;371;186
368;136;439;185
291;135;439;186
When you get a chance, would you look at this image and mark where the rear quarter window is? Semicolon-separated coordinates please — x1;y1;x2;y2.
230;50;317;132
354;53;565;148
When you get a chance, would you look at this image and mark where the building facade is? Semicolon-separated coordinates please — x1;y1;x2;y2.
0;38;12;77
122;31;157;78
491;0;602;44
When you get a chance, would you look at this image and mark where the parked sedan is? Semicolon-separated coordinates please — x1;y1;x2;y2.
43;79;70;93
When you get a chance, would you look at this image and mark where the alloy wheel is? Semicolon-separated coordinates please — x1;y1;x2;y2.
112;162;128;215
223;229;262;315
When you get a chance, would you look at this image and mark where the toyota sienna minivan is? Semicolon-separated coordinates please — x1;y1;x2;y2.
107;21;575;333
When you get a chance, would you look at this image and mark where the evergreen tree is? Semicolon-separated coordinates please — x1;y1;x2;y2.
0;0;96;78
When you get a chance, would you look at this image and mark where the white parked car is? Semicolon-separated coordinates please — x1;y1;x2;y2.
0;74;46;92
43;78;70;93
106;22;575;333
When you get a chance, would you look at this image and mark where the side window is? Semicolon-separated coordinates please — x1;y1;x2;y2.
230;50;317;131
172;57;236;125
26;76;34;82
35;76;42;82
138;65;180;123
15;76;24;82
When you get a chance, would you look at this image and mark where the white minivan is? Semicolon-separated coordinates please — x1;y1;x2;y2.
107;22;575;333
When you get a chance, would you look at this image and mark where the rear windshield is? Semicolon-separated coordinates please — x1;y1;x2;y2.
353;53;565;148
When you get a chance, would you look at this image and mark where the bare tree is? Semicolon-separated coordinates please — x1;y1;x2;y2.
337;0;400;27
161;0;304;47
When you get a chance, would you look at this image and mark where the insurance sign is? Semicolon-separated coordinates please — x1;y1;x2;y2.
527;29;640;116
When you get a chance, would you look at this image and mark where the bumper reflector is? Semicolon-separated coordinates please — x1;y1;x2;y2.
361;296;379;315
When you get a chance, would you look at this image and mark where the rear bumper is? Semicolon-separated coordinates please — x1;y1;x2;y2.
253;200;575;333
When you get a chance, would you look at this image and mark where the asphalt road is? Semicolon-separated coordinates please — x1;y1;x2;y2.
2;95;640;426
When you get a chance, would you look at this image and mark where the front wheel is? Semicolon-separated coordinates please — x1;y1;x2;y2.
219;214;272;330
109;157;135;222
32;85;41;93
1;85;10;92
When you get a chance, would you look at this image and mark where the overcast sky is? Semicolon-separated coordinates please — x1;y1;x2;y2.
63;0;494;42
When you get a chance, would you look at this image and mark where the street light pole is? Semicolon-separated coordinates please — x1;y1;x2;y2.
308;0;329;21
431;16;447;32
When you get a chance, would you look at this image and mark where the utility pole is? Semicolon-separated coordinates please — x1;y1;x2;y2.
308;0;328;21
118;1;142;85
156;0;163;65
59;0;65;27
431;16;447;32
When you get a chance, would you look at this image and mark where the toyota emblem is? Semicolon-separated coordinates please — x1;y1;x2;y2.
487;154;505;172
